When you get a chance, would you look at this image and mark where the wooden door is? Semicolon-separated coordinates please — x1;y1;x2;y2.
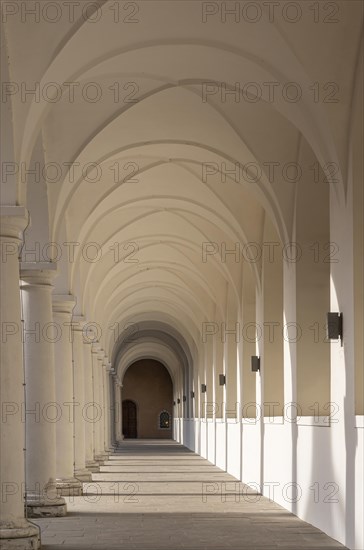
122;400;137;438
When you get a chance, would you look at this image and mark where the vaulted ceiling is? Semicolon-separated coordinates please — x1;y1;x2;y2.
2;0;362;377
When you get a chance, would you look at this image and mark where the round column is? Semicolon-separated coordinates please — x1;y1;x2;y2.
103;360;112;452
96;352;108;461
20;263;67;518
114;376;122;444
91;345;102;461
72;318;92;481
83;340;98;472
108;368;117;450
52;295;82;496
0;207;40;548
120;383;124;441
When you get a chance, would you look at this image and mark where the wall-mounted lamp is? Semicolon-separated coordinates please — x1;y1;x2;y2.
327;312;343;341
177;398;181;404
183;395;186;402
190;391;195;399
219;374;226;386
251;356;260;372
173;400;176;406
201;384;207;393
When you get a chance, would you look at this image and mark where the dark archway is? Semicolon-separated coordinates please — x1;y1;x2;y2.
122;359;173;439
122;400;137;439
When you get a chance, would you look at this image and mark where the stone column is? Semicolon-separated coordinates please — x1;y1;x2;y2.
113;376;122;444
83;340;98;472
72;318;91;481
20;262;67;518
108;368;117;449
95;352;108;460
52;295;82;496
91;345;102;461
120;383;124;441
103;360;112;452
0;207;40;548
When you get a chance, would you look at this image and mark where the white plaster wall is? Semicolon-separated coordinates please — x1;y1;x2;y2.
194;419;200;456
200;420;208;459
207;421;215;464
173;418;180;443
183;419;193;451
178;418;184;445
354;424;364;550
295;425;342;544
241;422;261;487
226;421;241;480
262;422;294;510
215;421;226;471
177;418;364;550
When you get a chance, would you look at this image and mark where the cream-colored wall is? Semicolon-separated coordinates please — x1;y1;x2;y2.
296;144;330;415
262;217;284;416
353;58;364;415
242;262;256;418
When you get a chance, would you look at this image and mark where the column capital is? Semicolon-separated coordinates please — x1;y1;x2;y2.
52;294;76;314
0;205;28;240
20;262;58;286
71;316;91;340
72;315;86;327
97;349;106;361
72;316;100;345
103;358;111;368
113;375;122;387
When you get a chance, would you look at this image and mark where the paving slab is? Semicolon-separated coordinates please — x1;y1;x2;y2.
34;439;348;550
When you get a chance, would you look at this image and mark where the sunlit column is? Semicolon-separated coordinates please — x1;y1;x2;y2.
72;318;91;481
20;263;67;517
96;351;108;460
114;376;122;444
0;207;40;548
83;339;99;472
52;295;82;496
103;360;112;451
91;345;102;461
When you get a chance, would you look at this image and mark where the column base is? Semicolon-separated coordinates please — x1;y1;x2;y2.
55;477;83;497
26;491;67;518
95;453;109;463
0;519;40;549
86;461;99;473
74;468;92;482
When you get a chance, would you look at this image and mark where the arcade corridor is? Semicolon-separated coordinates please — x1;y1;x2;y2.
0;1;363;549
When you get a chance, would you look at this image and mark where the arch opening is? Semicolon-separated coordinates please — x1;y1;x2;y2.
121;359;173;439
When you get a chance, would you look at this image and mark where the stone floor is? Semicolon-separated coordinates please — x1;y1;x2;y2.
33;440;347;550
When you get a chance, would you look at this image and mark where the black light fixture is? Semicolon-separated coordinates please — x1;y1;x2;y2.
219;374;226;386
251;356;260;372
177;398;181;404
173;400;176;406
201;384;207;393
327;312;343;341
183;395;186;402
190;391;195;399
